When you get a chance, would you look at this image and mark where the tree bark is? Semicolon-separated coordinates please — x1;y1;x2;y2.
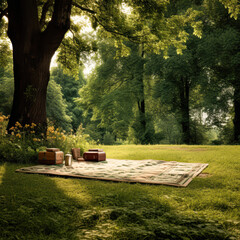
233;81;240;143
6;0;72;132
179;77;190;144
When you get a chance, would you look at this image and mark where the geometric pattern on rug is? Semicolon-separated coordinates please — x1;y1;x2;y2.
16;159;208;187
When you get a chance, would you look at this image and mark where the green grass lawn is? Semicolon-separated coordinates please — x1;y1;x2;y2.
0;145;240;239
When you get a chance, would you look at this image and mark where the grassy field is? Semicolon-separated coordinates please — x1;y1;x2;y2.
0;145;240;239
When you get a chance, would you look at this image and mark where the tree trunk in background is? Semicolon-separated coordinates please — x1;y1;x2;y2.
136;45;147;144
233;81;240;143
137;98;146;141
179;77;190;144
7;0;72;133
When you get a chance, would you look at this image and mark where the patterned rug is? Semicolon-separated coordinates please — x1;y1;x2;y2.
15;159;208;187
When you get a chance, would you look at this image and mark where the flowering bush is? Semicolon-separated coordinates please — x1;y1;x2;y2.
0;113;91;163
46;123;91;154
0;115;41;163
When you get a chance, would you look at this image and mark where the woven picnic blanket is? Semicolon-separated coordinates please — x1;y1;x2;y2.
16;159;208;187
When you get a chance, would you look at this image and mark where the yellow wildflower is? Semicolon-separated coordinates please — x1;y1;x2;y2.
16;133;21;138
31;131;35;134
47;126;54;133
15;122;22;128
9;126;15;131
24;124;30;128
33;138;40;142
11;132;14;135
30;123;37;129
0;116;3;122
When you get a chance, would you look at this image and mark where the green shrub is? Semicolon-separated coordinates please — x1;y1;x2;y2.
0;140;38;163
103;133;115;145
0;118;42;163
0;114;91;163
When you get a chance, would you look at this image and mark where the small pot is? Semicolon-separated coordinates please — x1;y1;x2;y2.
65;153;72;166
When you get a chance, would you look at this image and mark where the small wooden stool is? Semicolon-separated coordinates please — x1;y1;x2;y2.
71;148;84;161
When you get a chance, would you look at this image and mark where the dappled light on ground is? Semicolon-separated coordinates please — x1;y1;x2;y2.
52;177;92;206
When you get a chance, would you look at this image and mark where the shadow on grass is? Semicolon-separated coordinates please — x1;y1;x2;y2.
190;175;227;190
55;178;235;240
0;163;236;240
0;163;89;240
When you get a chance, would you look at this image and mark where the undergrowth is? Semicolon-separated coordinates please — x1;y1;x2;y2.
0;113;90;163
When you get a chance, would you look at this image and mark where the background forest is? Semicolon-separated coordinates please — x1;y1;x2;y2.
0;0;239;146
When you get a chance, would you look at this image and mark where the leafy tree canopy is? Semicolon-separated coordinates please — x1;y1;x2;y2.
219;0;240;19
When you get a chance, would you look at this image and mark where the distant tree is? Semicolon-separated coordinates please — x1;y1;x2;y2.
154;113;182;144
0;64;14;115
147;33;203;144
78;40;135;141
0;43;11;69
198;0;240;143
130;44;157;144
51;65;85;131
0;36;13;114
46;79;72;131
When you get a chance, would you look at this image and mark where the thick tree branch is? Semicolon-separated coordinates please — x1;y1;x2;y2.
39;0;53;30
93;15;142;43
51;0;72;29
44;0;72;33
7;0;40;45
72;2;96;14
0;8;8;20
72;2;142;42
42;0;72;55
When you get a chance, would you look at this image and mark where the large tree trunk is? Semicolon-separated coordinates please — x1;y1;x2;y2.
6;0;72;133
179;77;190;144
8;47;52;131
233;81;240;143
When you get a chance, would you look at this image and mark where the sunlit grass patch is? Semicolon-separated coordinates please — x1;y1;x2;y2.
53;178;93;206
